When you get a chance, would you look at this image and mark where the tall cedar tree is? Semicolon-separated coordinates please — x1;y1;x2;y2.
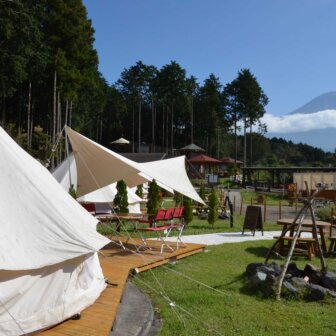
183;198;193;224
114;180;129;213
208;187;219;227
146;179;161;221
231;69;268;167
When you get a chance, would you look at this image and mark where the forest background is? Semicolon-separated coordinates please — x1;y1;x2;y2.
1;0;335;169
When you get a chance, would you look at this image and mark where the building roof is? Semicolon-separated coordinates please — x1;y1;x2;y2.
221;157;243;164
180;143;205;152
188;154;222;164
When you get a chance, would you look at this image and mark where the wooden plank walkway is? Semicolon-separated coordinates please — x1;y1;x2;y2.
42;237;206;336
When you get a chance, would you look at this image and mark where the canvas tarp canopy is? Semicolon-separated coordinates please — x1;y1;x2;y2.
138;157;204;204
0;126;110;335
66;126;146;197
66;127;204;205
52;154;145;214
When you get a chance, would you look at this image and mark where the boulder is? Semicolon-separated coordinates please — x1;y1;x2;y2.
321;272;336;291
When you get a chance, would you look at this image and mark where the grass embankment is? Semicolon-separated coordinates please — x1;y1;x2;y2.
241;190;295;207
97;213;278;237
134;240;336;336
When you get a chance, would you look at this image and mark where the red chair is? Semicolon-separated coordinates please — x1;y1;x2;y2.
138;208;166;228
81;203;96;214
170;207;186;248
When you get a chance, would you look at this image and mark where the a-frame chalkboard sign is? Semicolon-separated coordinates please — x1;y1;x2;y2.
242;205;263;236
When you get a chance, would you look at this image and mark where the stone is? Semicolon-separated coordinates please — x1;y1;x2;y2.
250;271;267;289
258;265;279;277
283;281;298;296
268;262;281;275
291;277;309;290
321;272;336;291
286;262;302;278
263;274;276;297
308;284;328;301
245;263;264;276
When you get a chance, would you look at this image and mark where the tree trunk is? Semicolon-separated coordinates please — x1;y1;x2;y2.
250;122;253;166
132;102;135;153
191;96;194;144
170;104;174;154
162;103;165;148
27;81;32;146
234;113;238;180
65;99;69;127
69;100;73;127
151;95;155;152
243;117;247;168
52;71;57;170
138;98;141;153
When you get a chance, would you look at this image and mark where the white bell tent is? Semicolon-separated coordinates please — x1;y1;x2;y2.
0;127;110;335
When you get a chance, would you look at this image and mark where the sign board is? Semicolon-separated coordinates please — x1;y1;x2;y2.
242;206;263;236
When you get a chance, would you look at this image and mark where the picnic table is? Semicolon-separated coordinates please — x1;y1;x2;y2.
275;218;331;258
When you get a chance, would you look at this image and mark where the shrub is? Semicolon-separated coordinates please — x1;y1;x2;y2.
316;205;334;222
114;180;129;213
183;198;193;224
147;179;161;218
135;184;143;198
208;187;219;227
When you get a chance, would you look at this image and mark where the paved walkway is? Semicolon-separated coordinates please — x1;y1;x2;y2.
165;231;282;245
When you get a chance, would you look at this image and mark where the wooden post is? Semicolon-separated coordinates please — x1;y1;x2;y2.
250;197;253;206
279;200;282;220
233;195;236;212
330;207;334;236
263;199;267;223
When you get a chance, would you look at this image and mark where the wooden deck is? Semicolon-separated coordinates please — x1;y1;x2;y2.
41;237;206;336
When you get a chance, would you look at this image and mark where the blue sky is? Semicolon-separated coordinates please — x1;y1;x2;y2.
83;0;336;116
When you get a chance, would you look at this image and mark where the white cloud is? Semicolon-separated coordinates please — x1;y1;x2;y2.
260;109;336;133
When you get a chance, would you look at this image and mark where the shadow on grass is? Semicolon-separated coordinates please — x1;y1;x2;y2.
245;246;269;258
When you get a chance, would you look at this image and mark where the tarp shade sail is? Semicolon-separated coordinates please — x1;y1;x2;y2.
0;127;110;335
66;127;144;197
66;127;204;205
0;127;109;270
138;156;205;204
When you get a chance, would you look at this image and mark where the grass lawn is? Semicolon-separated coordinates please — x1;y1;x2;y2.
241;190;295;207
97;213;279;238
134;240;336;336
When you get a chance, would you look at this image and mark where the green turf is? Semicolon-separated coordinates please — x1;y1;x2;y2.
134;240;336;336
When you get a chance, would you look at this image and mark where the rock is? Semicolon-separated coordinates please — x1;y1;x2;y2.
303;264;322;284
258;265;279;277
250;271;267;289
283;281;298;296
268;262;281;275
245;263;264;276
286;263;302;278
321;272;336;291
308;284;329;301
291;277;309;290
263;274;276;297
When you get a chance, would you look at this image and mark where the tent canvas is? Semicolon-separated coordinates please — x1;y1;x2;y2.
52;155;145;214
0;127;110;335
66;127;205;205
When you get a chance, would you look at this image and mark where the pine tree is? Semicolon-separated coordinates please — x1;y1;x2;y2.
135;184;144;198
183;198;193;224
208;187;218;227
146;179;161;220
114;180;129;213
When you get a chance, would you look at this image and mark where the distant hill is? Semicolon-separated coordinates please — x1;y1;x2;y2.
289;91;336;114
267;128;336;153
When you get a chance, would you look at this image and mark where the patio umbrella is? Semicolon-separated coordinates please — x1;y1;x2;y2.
110;137;130;145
